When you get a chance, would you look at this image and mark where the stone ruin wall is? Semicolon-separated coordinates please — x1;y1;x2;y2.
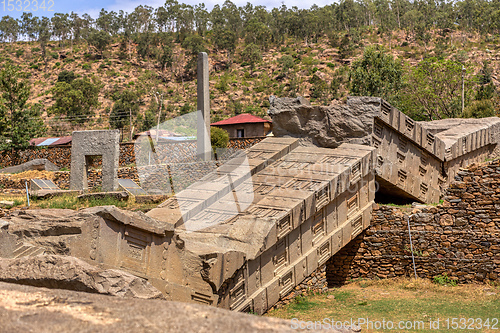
0;138;265;169
326;159;500;285
0;145;262;195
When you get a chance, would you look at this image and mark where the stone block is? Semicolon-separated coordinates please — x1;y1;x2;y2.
70;130;120;192
325;198;338;234
287;227;302;265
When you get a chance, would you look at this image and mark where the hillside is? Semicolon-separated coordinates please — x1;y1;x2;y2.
1;28;500;138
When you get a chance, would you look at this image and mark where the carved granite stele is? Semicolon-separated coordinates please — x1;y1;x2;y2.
0;137;376;315
268;96;500;203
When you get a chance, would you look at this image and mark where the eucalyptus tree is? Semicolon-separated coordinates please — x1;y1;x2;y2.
0;16;19;42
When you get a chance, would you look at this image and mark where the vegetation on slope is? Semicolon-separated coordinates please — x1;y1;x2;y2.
0;0;499;147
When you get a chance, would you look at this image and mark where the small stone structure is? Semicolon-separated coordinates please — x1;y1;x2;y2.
70;130;120;192
268;96;500;203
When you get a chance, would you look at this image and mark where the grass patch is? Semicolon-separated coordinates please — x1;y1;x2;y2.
267;278;500;332
384;203;412;208
0;193;159;212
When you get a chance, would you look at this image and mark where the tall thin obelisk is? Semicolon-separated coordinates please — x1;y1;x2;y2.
197;52;211;161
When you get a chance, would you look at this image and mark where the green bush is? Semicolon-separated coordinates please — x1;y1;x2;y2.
215;74;229;93
31;47;40;53
433;273;457;286
57;70;76;83
211;127;229;150
15;49;24;58
81;63;91;70
462;100;496;118
179;103;193;115
51;52;59;59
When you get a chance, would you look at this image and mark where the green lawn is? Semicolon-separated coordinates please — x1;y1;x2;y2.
267;278;500;332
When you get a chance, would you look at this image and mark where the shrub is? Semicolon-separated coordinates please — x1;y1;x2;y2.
51;52;58;59
57;70;76;84
15;49;24;58
81;63;91;70
179;102;194;115
215;74;229;93
462;100;496;118
211;126;229;150
433;274;457;286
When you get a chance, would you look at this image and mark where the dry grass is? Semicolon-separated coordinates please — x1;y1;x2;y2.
5;170;57;180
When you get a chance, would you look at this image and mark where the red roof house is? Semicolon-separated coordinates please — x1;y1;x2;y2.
211;114;272;138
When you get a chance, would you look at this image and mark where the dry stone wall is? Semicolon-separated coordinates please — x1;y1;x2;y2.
0;138;265;170
326;159;500;285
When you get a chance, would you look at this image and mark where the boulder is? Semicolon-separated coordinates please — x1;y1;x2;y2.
268;95;379;148
0;255;163;299
0;281;355;333
0;159;60;173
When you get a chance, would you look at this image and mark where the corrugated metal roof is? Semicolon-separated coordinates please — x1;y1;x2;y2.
38;138;59;146
211;114;271;126
29;136;72;146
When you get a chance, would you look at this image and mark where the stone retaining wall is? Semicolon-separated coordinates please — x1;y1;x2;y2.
0;137;265;170
326;159;500;285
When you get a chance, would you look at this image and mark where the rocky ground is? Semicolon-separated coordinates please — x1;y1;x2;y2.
0;281;359;333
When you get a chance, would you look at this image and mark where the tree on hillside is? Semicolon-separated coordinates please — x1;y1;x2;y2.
181;34;207;73
194;3;209;36
20;13;39;41
87;29;111;57
278;55;295;78
110;89;142;132
70;12;83;43
138;70;167;135
37;17;51;66
462;60;498;118
51;13;70;46
241;43;262;73
212;27;237;63
57;70;77;84
0;16;19;42
399;57;473;120
244;18;272;50
0;65;45;150
49;76;101;123
349;46;403;104
158;44;174;72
